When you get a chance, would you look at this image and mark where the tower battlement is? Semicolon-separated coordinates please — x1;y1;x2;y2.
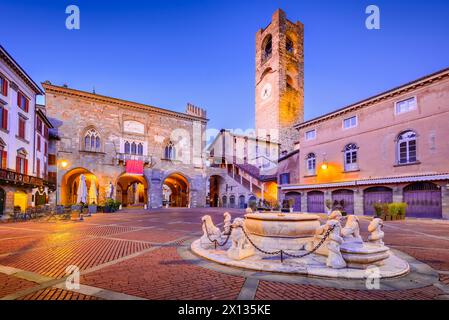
186;103;207;119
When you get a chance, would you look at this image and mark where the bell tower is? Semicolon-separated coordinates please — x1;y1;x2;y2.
255;9;304;153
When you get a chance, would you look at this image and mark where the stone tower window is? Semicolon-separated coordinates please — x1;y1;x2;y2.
286;37;294;54
84;128;101;152
262;34;272;61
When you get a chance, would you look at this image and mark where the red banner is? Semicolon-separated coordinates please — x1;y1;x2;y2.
126;160;144;175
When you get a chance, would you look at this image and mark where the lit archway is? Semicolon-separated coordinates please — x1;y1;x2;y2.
116;173;148;207
209;175;225;207
14;190;28;213
163;173;190;207
61;168;99;205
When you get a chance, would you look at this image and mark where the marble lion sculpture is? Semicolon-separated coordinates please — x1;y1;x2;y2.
341;215;363;243
245;207;253;214
326;220;347;269
222;212;232;236
230;218;249;250
227;218;254;260
368;218;385;246
200;215;221;248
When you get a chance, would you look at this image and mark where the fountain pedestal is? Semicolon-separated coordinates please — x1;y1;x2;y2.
244;213;320;251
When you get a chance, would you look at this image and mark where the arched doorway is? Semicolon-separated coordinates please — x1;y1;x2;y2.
363;187;393;216
222;195;228;208
307;191;324;213
404;182;442;218
163;173;190;207
209;175;224;207
332;189;354;214
238;195;246;209
116;173;148;207
229;195;236;208
61;168;99;205
285;192;301;211
0;188;5;216
13;190;28;213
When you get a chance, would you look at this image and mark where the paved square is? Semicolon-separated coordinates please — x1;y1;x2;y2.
1;208;449;300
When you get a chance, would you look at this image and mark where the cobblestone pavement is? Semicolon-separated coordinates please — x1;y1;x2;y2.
1;208;449;300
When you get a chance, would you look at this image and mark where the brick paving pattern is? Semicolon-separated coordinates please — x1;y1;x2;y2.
0;208;448;300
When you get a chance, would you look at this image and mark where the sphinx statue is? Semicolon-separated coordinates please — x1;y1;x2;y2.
326;220;347;269
200;215;221;248
368;218;385;246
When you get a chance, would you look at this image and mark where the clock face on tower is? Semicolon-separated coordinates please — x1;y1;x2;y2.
261;82;272;100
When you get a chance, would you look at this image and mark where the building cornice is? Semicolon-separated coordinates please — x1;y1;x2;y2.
0;45;43;95
295;67;449;130
281;173;449;191
42;83;208;124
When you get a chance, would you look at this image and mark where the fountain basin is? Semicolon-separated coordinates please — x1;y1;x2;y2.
245;213;321;238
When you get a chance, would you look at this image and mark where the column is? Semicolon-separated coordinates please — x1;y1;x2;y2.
353;188;364;216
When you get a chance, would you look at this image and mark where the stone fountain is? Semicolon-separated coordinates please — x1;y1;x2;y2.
191;210;409;279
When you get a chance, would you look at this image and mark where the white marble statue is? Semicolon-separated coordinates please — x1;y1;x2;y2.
341;215;363;243
328;210;343;221
368;218;385;246
222;212;232;235
245;207;253;214
200;215;221;248
106;181;114;199
326;220;347;269
227;218;254;260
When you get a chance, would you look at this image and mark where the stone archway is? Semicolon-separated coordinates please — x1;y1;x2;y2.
116;172;148;207
61;168;99;205
163;172;190;208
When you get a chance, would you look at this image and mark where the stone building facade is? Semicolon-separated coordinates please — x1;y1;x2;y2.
279;68;449;219
0;45;54;219
43;83;208;208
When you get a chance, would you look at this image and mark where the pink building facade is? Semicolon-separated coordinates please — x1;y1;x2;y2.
279;68;449;219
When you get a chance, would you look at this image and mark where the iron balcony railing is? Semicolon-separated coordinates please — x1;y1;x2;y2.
116;153;152;165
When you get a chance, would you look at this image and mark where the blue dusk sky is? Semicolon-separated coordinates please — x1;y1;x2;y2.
1;0;448;136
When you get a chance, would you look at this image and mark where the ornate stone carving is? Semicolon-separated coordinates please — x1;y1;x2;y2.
368;218;385;246
227;218;254;260
245;207;253;214
341;215;363;243
200;215;221;248
326;220;347;269
222;212;232;236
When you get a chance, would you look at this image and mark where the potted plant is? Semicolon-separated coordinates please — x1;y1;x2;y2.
373;202;383;218
398;202;407;220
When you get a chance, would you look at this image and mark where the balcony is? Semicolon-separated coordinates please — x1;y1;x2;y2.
116;153;153;165
0;168;45;188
